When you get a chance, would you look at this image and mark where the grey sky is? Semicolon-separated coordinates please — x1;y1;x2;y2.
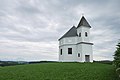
0;0;120;61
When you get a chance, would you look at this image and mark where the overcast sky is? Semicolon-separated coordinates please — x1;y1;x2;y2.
0;0;120;61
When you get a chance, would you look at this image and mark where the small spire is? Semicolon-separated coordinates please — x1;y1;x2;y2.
73;25;75;27
82;13;84;16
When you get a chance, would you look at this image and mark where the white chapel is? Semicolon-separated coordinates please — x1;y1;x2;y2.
58;16;93;62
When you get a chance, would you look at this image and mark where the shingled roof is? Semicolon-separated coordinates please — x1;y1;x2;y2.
77;16;91;28
59;26;78;40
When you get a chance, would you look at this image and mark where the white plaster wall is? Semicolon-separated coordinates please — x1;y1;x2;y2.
59;45;77;62
59;46;64;62
59;44;93;62
59;37;78;62
81;44;93;62
76;44;83;62
59;37;78;46
77;26;90;42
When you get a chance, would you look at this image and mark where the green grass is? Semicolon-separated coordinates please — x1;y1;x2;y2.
0;63;119;80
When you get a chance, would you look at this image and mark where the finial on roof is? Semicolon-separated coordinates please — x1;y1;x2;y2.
82;13;84;16
73;25;75;27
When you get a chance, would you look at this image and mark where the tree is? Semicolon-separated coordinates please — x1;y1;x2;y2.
114;42;120;67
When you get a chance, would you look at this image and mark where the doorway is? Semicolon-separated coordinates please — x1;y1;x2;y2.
85;55;90;62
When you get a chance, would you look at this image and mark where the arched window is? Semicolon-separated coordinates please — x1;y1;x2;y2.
78;53;80;57
85;32;88;37
79;33;81;37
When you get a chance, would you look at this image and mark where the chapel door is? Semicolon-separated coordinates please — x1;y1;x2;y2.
85;55;90;62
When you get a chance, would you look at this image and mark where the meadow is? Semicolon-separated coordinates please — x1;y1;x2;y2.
0;63;119;80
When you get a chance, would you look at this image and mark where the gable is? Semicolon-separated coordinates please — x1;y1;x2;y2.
77;16;91;28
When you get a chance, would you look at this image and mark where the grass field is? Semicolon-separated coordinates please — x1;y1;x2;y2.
0;63;119;80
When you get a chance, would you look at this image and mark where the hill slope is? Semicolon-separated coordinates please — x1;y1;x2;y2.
0;63;119;80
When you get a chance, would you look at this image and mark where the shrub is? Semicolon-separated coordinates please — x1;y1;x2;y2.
116;68;120;77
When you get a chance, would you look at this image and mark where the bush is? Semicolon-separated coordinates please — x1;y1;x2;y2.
116;68;120;77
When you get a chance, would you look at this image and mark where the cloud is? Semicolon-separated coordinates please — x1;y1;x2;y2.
0;0;120;61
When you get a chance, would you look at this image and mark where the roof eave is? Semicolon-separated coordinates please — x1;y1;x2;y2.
77;25;91;29
58;36;78;41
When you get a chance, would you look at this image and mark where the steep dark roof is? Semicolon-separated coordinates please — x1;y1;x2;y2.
77;16;91;28
59;26;78;40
